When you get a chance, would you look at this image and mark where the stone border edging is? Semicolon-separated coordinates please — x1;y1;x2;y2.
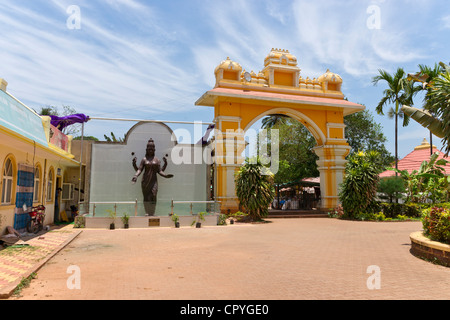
410;231;450;267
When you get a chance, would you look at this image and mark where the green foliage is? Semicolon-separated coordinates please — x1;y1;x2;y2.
392;152;450;203
377;177;406;203
191;212;206;226
73;136;99;141
104;132;125;142
345;109;394;171
261;114;288;129
339;151;381;219
228;211;249;222
73;216;85;228
106;209;117;221
235;158;275;221
372;67;421;173
406;62;450;155
260;110;393;185
217;214;227;226
121;213;130;225
421;207;450;244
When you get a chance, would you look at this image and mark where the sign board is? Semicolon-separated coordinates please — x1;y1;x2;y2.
148;218;160;227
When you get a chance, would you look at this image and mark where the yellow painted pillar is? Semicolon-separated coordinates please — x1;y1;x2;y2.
214;116;246;213
313;144;351;210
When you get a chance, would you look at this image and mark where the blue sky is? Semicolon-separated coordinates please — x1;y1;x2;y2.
0;0;449;159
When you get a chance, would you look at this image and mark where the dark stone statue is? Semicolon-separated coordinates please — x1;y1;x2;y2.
132;139;173;216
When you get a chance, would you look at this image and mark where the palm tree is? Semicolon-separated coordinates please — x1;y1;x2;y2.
372;68;419;174
413;64;443;155
261;114;288;129
405;62;450;155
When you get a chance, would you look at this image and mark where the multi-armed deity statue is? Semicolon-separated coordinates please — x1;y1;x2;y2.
131;139;173;216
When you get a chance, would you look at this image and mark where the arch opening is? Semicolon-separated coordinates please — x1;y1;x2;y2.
243;111;322;212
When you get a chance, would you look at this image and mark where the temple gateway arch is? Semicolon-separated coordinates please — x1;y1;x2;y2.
195;49;364;213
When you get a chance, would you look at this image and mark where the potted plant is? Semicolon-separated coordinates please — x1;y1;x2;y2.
172;214;180;228
107;210;116;230
192;211;206;228
121;213;130;229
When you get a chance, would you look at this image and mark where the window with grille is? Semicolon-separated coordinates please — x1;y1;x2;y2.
34;166;41;203
47;169;53;202
1;158;14;205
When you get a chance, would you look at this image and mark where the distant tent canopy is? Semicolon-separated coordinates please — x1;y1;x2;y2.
49;114;90;131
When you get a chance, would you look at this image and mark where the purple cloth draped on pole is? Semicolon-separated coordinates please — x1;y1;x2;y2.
49;114;89;131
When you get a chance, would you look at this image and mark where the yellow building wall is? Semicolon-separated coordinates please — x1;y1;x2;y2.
0;138;79;234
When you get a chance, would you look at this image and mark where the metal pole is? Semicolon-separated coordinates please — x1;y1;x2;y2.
78;122;84;211
89;116;214;125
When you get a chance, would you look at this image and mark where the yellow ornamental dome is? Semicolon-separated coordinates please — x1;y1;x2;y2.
318;69;343;84
318;69;343;92
264;48;298;67
214;57;242;74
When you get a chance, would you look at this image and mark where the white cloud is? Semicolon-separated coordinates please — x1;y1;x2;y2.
442;15;450;29
0;0;200;120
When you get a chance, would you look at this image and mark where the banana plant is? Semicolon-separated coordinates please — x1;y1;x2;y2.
390;152;449;203
401;105;444;138
405;62;450;154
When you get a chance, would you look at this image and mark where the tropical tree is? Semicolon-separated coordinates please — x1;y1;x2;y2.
235;157;275;221
344;108;394;172
410;63;443;154
339;151;381;219
392;152;450;203
104;132;125;142
403;62;450;155
372;68;420;173
259;110;393;184
377;176;406;203
261;114;288;129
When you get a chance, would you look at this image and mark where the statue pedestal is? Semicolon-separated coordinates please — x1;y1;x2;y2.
84;215;220;229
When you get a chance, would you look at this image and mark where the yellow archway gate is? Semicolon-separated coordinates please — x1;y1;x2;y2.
196;49;364;213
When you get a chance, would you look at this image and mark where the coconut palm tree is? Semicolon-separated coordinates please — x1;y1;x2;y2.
261;114;288;129
410;63;443;154
404;62;450;155
372;68;420;174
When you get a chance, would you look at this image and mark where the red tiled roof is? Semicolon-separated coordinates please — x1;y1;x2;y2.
380;143;450;178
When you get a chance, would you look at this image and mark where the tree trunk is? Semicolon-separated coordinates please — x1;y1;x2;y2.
430;131;433;156
395;102;399;203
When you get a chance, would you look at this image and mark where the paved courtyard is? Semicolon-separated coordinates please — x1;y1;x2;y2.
10;218;450;300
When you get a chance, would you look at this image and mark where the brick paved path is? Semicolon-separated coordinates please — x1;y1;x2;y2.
0;225;81;298
9;219;450;300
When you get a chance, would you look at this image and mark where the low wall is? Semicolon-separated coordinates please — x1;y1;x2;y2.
410;231;450;267
84;215;219;229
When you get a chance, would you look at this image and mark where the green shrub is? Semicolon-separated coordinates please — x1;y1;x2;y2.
421;207;450;244
377;176;406;203
235;158;275;221
339;151;380;219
